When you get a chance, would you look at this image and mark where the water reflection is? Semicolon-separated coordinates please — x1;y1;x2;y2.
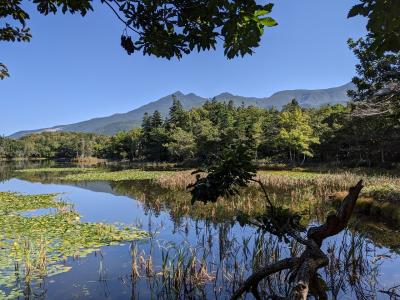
0;163;399;299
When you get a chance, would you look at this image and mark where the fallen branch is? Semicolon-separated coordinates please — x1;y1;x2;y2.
307;180;364;246
231;180;364;300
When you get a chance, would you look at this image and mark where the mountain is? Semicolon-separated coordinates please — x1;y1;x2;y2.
10;82;354;138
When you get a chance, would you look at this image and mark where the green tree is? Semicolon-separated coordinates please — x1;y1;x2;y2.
309;104;349;162
347;37;400;164
278;105;319;163
348;0;400;55
167;95;189;130
164;128;196;161
140;110;169;161
105;129;141;160
259;108;280;158
348;38;400;117
151;110;163;128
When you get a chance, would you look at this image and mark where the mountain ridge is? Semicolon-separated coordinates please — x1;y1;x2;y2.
10;82;354;138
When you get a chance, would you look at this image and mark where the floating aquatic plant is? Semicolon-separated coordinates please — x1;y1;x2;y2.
0;192;148;299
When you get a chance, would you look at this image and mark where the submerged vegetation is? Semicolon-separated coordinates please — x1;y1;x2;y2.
0;192;147;299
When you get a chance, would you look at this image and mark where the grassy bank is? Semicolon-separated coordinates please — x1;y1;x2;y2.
62;169;174;181
16;167;99;173
0;192;147;299
155;170;400;224
16;168;174;182
156;170;400;200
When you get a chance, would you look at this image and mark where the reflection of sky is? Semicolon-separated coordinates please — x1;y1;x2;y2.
0;178;398;299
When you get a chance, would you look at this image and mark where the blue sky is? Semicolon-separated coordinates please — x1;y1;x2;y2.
0;1;366;136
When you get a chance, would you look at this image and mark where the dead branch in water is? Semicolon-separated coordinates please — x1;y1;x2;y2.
232;180;364;300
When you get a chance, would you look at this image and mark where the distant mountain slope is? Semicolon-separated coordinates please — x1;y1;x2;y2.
10;82;354;138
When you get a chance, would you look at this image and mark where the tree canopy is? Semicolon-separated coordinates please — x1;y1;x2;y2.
0;0;277;79
348;0;400;55
2;1;400;79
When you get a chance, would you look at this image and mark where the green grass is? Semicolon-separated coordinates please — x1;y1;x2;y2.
62;169;174;181
0;192;148;299
258;170;323;178
16;167;174;182
16;167;99;174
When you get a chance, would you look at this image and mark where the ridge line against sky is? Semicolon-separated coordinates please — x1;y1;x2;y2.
9;80;353;138
0;1;366;136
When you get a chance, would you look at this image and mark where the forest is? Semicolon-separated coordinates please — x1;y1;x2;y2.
1;95;399;167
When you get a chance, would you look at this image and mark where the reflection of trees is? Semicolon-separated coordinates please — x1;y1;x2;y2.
111;180;271;224
126;207;392;300
1;161;55;182
7;168;399;299
0;162;14;182
127;179;389;299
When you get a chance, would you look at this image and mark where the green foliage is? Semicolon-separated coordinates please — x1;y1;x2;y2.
278;103;320;161
163;127;196;161
11;132;108;159
348;38;400;105
140;111;169;161
0;63;9;80
189;142;257;203
114;1;277;59
1;0;277;78
167;96;189;130
105;128;142;160
348;0;400;55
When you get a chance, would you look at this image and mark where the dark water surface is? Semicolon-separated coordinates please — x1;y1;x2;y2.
0;162;399;299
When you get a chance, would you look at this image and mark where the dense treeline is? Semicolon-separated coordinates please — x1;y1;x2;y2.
1;94;399;166
0;132;108;160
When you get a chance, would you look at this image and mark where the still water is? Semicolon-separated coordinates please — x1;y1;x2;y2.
0;162;399;299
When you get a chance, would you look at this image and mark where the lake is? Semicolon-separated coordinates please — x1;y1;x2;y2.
0;161;399;299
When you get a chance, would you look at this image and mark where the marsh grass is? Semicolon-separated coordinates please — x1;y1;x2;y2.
122;221;386;299
127;227;344;298
0;192;148;299
16;167;174;182
15;167;99;174
156;170;400;202
62;170;174;181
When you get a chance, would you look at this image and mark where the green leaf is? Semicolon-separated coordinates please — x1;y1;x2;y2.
259;17;277;27
254;9;269;17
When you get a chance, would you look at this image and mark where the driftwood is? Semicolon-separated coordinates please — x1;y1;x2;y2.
232;180;364;300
